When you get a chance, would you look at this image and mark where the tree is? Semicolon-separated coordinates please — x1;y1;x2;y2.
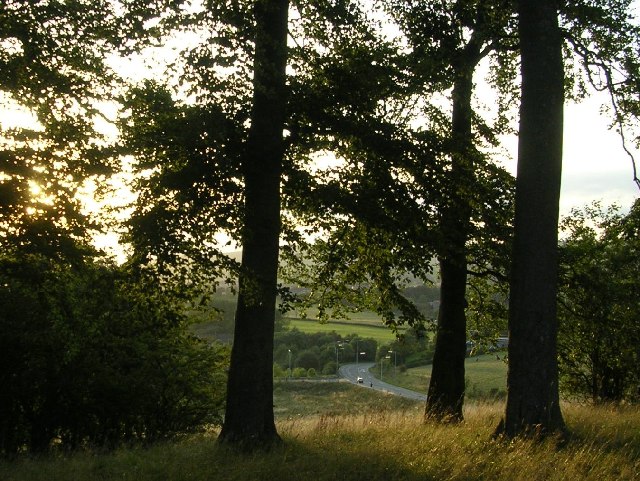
0;1;235;456
284;0;516;422
558;201;640;403
399;0;515;422
497;0;566;437
218;0;289;450
0;251;228;456
0;0;183;259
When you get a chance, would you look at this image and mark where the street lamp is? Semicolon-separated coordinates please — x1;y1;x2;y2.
382;354;391;381
388;350;397;377
335;341;344;375
355;340;366;373
288;349;292;380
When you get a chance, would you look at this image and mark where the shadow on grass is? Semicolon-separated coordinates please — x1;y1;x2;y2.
210;434;432;481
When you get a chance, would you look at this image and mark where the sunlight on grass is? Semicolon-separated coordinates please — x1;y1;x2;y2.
2;399;639;481
286;318;399;343
378;353;508;400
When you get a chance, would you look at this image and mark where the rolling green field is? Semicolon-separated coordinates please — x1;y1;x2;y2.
282;307;415;344
377;353;508;399
285;317;400;344
191;303;407;344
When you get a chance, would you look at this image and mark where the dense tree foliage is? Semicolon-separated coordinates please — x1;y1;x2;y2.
0;249;227;456
0;0;184;256
0;0;230;456
558;201;640;402
274;330;378;374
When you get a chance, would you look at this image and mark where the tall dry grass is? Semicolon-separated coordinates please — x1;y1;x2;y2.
1;401;638;481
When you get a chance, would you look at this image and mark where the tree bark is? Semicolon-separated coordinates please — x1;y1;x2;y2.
497;0;565;437
218;0;289;450
426;37;482;422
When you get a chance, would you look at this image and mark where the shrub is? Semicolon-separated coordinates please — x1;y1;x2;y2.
0;254;229;455
295;348;321;370
292;367;307;378
322;361;338;375
273;363;286;378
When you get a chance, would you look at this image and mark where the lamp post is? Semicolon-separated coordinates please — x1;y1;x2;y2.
388;350;397;377
382;354;391;381
335;341;344;375
288;349;292;380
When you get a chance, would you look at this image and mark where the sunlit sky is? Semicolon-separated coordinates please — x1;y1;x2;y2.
3;5;639;261
500;92;640;215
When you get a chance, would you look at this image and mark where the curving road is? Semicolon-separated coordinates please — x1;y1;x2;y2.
338;362;427;402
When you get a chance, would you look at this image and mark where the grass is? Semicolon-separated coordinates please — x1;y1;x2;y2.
2;392;639;481
378;353;508;400
273;380;421;418
191;306;404;344
285;317;399;344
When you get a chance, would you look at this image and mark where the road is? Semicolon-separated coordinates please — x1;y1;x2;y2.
338;362;427;402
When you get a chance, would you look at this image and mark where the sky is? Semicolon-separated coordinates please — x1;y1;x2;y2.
558;97;639;214
496;92;640;217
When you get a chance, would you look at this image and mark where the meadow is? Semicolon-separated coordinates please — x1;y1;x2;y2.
380;353;508;399
192;298;404;345
2;383;638;481
285;317;400;344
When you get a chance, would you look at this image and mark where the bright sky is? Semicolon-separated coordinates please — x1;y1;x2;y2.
496;92;640;216
560;97;639;214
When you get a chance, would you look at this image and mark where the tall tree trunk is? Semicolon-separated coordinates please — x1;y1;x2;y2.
497;0;565;437
218;0;289;450
426;38;482;422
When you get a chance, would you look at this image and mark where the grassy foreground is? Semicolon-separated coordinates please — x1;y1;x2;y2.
1;385;639;481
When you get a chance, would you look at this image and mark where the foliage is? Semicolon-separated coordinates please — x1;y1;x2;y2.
466;274;509;347
119;80;244;283
0;250;228;456
376;327;435;369
558;201;640;402
0;0;183;259
274;328;378;374
281;0;516;343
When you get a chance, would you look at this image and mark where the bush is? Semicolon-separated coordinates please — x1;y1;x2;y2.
273;363;286;378
295;348;321;370
0;254;229;455
292;367;307;378
307;368;317;378
322;361;338;375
